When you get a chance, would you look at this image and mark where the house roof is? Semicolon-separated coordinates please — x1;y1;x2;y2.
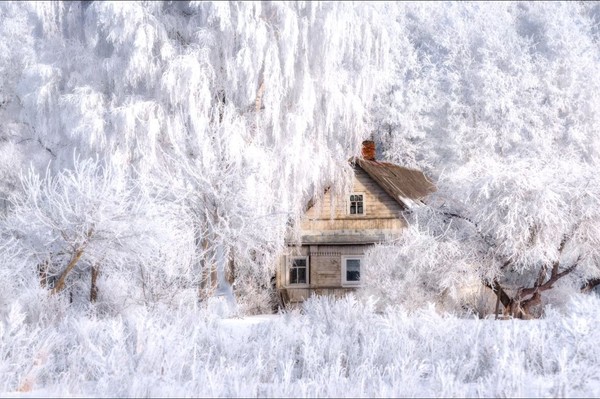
354;158;436;209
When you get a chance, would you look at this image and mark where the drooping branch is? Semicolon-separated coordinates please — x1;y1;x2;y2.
438;209;497;249
551;234;569;278
582;278;600;293
255;80;265;112
499;259;512;270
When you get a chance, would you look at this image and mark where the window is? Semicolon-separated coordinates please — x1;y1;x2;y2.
342;256;363;286
288;256;309;285
348;193;365;215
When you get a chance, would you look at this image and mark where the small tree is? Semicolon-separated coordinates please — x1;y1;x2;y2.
152;105;287;315
431;160;600;319
2;156;195;309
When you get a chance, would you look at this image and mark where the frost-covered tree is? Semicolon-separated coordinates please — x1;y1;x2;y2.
0;3;46;213
0;157;195;311
369;2;600;318
0;1;390;312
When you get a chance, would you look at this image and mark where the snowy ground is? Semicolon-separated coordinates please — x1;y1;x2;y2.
2;295;600;397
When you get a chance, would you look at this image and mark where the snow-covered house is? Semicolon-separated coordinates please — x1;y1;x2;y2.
276;141;436;304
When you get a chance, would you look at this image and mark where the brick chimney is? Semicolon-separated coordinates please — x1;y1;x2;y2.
361;140;376;161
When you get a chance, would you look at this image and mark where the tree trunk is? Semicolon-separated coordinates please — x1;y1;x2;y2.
487;250;579;319
485;280;511;308
90;265;99;302
51;249;84;295
226;256;235;286
486;281;535;319
215;244;238;316
198;237;212;301
37;261;49;288
494;290;500;320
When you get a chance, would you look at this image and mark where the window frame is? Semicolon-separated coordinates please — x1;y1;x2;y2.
347;192;366;216
341;255;363;286
287;256;310;287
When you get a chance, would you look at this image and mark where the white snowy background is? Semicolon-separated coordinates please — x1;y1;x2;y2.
1;1;600;396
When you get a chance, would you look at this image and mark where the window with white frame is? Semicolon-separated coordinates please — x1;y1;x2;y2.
342;256;363;286
288;256;309;285
348;193;365;215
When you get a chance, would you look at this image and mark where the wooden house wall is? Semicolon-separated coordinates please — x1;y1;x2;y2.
278;165;410;303
277;244;370;302
301;166;406;233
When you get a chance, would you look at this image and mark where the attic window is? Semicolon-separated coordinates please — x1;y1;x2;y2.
348;193;364;215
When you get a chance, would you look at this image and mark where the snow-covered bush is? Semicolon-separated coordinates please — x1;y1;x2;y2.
2;294;600;396
361;229;486;315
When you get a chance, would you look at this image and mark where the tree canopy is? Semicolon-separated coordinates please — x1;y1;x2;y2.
1;1;600;317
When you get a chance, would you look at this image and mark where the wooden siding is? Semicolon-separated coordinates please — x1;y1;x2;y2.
283;287;358;303
277;244;370;294
301;166;406;233
301;218;404;232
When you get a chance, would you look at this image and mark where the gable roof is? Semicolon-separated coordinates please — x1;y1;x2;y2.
354;158;436;209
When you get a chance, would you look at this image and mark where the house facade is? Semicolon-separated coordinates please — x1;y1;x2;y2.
276;141;436;304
